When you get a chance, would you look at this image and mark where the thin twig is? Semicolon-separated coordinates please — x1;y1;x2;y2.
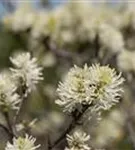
0;123;13;140
43;37;76;60
50;43;75;59
2;111;15;143
4;112;13;133
49;105;90;150
14;81;28;125
13;84;28;137
13;96;26;124
12;95;27;137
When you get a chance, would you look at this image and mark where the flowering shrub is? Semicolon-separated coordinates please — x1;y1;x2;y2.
1;1;135;150
0;50;124;149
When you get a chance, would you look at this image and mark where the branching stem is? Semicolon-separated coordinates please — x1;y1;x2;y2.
49;105;90;150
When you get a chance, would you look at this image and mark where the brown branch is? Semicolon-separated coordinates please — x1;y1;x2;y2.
12;94;28;138
13;96;26;125
50;43;74;59
4;112;13;133
0;123;13;141
13;84;28;137
49;104;90;150
2;111;16;143
43;37;76;60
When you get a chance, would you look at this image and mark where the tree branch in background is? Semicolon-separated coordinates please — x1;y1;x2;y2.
43;37;76;60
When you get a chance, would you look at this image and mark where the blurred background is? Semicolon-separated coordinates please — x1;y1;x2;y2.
0;0;135;149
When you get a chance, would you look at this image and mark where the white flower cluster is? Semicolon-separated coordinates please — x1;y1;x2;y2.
56;64;124;112
56;65;92;112
3;4;36;32
98;24;124;53
0;72;20;111
4;3;135;55
65;130;91;150
0;51;43;111
2;3;127;53
5;134;40;150
10;52;43;95
88;64;124;110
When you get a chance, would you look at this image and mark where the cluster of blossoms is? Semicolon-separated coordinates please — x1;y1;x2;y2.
3;2;135;75
0;72;20;111
65;130;91;150
56;64;124;150
2;2;127;54
10;52;43;95
3;4;36;32
65;130;104;150
0;51;43;111
56;64;92;112
56;64;124;113
5;134;40;150
0;52;43;150
4;3;135;76
98;24;124;53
